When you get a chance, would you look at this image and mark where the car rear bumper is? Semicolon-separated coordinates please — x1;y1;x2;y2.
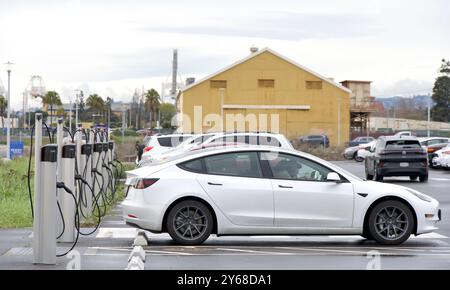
378;167;428;177
121;190;165;232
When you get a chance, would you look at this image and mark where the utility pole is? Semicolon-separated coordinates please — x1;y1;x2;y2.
4;61;14;160
337;95;341;146
219;88;225;131
121;106;126;144
427;93;431;137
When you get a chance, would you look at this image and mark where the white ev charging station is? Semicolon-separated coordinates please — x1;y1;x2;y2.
30;116;123;265
33;113;57;265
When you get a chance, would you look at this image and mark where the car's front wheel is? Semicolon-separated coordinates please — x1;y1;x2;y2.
166;200;213;245
368;200;414;245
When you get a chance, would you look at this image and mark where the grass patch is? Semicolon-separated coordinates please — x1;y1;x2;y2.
292;144;347;161
0;158;34;228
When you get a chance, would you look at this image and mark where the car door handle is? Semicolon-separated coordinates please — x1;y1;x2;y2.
278;185;293;189
208;182;223;186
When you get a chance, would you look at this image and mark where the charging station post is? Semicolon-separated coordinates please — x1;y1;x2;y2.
33;113;57;265
58;144;76;243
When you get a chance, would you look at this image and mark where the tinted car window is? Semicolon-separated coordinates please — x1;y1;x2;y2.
385;140;421;149
262;152;332;181
157;137;172;147
204;152;262;178
179;158;204;173
258;136;281;147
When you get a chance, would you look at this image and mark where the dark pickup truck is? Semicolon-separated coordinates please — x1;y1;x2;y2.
364;136;428;182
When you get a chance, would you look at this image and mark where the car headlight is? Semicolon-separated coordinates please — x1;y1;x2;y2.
406;188;433;202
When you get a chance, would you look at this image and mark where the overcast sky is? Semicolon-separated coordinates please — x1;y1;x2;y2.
1;0;449;109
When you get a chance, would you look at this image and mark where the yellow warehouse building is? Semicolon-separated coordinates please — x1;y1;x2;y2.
177;48;351;146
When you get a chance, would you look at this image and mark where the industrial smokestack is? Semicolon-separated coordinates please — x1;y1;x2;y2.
171;49;178;95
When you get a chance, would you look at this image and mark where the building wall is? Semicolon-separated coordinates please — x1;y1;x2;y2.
341;81;372;109
180;51;350;145
369;116;450;132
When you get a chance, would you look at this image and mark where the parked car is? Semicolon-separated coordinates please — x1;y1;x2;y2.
344;141;372;161
138;133;194;164
297;135;329;148
418;137;450;166
419;137;450;147
441;153;450;169
138;132;293;167
122;145;440;245
355;140;376;162
348;136;375;147
394;131;415;138
365;136;428;182
204;132;293;149
430;144;450;168
343;145;360;160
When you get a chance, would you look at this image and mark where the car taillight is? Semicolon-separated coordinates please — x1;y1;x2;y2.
144;146;154;152
134;178;159;189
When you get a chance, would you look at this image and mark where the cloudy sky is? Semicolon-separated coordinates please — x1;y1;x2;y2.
0;0;449;109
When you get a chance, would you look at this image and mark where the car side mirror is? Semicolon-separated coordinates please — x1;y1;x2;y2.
326;172;341;183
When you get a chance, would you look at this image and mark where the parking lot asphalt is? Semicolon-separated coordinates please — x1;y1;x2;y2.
0;161;449;270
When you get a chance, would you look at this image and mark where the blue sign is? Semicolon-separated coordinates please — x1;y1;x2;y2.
10;141;24;158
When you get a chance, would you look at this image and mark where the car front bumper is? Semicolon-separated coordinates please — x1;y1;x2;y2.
416;198;441;235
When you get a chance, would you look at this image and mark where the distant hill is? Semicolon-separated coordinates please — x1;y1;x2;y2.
375;95;433;110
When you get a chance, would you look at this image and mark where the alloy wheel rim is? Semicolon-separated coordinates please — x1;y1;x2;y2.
173;206;208;240
374;206;409;240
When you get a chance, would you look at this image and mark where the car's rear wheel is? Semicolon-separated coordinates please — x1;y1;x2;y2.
419;174;428;182
409;175;418;181
368;200;414;245
166;200;213;245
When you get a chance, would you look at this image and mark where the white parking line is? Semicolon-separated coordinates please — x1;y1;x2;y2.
95;228;138;238
430;178;450;181
276;246;393;255
216;247;291;255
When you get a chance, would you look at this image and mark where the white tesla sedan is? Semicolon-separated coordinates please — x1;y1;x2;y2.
122;146;441;245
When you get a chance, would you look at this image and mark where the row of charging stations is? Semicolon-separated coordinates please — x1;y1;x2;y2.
30;113;122;264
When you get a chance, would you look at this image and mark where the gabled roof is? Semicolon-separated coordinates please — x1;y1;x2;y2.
182;47;352;94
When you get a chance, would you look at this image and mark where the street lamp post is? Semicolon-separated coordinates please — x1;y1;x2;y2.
74;89;81;129
4;62;14;160
69;100;72;132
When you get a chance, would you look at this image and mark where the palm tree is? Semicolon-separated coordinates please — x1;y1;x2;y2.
144;89;161;128
0;95;7;128
86;94;105;122
41;91;62;125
